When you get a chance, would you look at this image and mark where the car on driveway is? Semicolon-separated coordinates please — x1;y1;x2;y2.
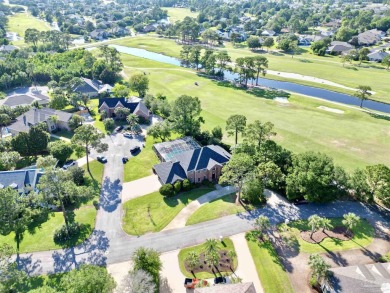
123;133;133;138
115;126;124;132
122;157;129;163
214;277;229;285
97;156;107;163
130;146;140;154
62;160;76;170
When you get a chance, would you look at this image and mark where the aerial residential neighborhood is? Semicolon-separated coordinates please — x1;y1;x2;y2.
0;0;389;292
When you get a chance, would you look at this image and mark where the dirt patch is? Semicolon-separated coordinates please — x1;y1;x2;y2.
184;250;236;275
300;226;353;244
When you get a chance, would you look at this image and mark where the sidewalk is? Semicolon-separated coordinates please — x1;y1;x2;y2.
162;186;236;231
76;156;94;167
230;233;264;293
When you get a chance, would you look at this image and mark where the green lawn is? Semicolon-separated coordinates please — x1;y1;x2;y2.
186;193;249;225
120;54;390;172
0;161;104;253
122;188;214;235
178;238;237;279
123;136;160;182
284;218;374;253
164;7;199;23
110;36;390;103
246;234;294;293
54;129;73;139
6;13;50;38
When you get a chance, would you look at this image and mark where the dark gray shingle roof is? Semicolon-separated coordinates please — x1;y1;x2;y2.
153;161;187;184
0;169;42;193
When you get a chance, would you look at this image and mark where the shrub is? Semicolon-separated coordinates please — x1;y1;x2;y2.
174;181;182;193
159;184;174;196
54;222;81;245
309;276;318;288
68;166;85;186
182;179;192;191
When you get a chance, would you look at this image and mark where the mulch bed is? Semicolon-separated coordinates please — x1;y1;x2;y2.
300;226;353;244
184;250;235;275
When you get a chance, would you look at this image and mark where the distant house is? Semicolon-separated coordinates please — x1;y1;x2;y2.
153;137;231;185
321;262;390;293
73;78;112;97
194;282;256;293
1;87;50;108
0;45;19;53
261;29;276;37
298;37;311;46
356;29;386;46
0;169;44;194
98;97;150;120
107;26;130;37
90;29;108;40
280;28;290;34
326;41;354;54
367;50;390;62
7;108;73;136
143;24;158;33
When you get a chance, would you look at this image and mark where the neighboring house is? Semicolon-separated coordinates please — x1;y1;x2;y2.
153;137;231;185
1;86;50;108
321;263;390;293
107;26;130;37
261;29;276;37
0;45;19;52
367;50;390;62
98;97;150;120
0;169;44;194
7;108;73;136
143;24;158;33
298;37;311;45
326;41;354;54
90;29;108;40
356;29;386;46
73;78;112;97
194;282;256;293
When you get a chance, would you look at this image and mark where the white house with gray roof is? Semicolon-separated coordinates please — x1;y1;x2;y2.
7;108;73;136
73;78;112;97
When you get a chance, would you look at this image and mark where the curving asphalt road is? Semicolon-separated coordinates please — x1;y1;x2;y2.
16;134;390;277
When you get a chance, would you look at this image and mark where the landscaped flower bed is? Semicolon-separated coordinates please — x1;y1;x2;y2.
300;226;351;244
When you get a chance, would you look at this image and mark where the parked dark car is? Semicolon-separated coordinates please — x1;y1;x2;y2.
123;133;133;138
97;156;107;163
214;277;227;284
62;160;76;170
122;157;129;163
130;146;140;154
293;200;309;205
115;125;124;132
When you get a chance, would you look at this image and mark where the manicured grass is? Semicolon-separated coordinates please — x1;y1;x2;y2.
111;36;390;103
178;238;237;279
122;188;214;235
6;13;50;38
0;208;96;253
246;235;294;293
186;193;247;225
285;218;374;253
164;7;199;23
54;129;73;139
120;54;390;172
123;136;160;182
0;161;104;253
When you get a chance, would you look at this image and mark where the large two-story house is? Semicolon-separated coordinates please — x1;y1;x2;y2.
98;98;150;120
153;137;231;185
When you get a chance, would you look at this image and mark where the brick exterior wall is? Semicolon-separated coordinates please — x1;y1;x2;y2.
187;165;223;183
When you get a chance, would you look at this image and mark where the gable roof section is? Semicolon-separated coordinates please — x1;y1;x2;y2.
174;145;231;172
0;169;42;193
98;98;144;113
153;161;187;184
74;78;103;94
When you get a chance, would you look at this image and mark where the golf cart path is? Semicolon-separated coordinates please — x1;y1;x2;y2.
162;186;236;231
231;233;264;293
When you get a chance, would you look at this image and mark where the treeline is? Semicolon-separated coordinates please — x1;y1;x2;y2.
24;29;72;52
0;46;122;91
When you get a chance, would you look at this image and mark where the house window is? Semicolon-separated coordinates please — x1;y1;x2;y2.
204;175;206;180
198;177;200;182
51;125;55;130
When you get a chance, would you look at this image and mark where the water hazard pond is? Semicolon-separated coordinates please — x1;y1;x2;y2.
107;44;390;114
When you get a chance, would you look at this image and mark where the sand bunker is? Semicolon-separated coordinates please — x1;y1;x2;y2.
274;97;289;103
318;106;344;114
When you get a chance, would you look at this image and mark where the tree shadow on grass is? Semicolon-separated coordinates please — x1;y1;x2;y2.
99;177;122;212
51;229;109;273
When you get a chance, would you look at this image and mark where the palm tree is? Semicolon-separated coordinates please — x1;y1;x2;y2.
308;254;330;281
205;238;220;256
319;218;333;233
127;113;139;131
49;115;59;130
308;215;322;237
342;213;360;234
254;215;271;238
185;251;199;272
253;56;268;86
205;251;220;268
354;85;372;108
227;250;237;269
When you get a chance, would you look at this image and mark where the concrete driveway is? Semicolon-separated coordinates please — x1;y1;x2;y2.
122;175;161;203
